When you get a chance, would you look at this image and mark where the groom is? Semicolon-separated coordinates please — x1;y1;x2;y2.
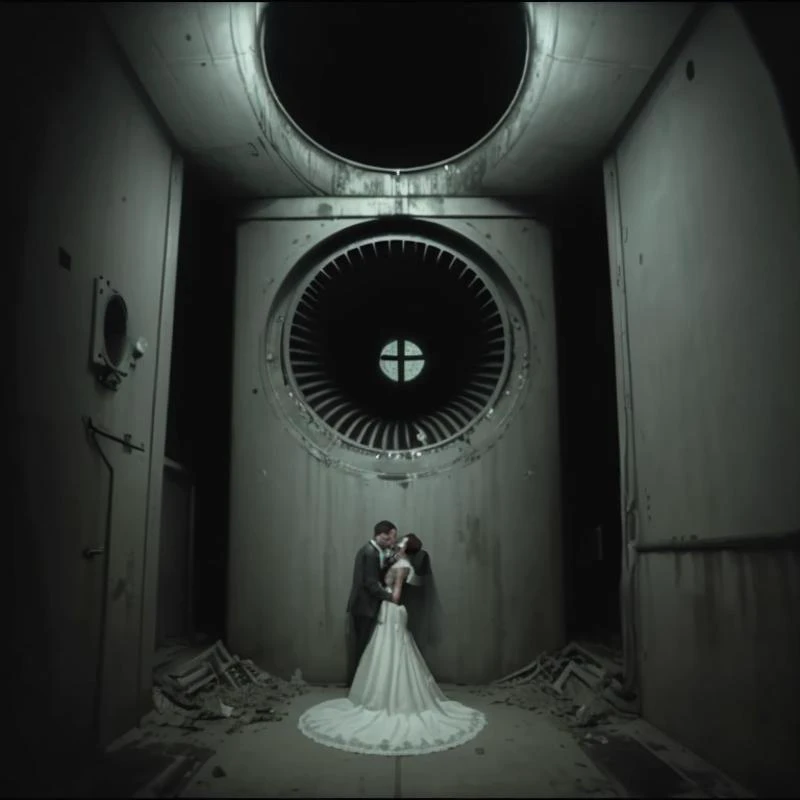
346;520;398;684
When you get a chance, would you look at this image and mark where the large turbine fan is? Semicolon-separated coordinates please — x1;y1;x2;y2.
285;236;509;452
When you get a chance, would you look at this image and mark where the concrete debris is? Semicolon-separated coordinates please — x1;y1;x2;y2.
472;640;637;729
151;640;307;733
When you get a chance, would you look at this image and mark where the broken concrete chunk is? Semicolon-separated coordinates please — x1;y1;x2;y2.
574;697;614;727
152;641;307;730
601;685;639;715
218;700;235;718
481;640;635;727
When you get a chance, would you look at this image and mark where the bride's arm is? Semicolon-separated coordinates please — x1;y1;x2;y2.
391;567;410;604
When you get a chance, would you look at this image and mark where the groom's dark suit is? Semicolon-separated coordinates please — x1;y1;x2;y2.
346;540;392;683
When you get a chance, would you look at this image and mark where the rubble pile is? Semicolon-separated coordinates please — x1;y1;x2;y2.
471;641;638;729
151;640;307;734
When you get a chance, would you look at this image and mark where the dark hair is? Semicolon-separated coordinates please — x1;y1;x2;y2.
374;520;397;536
404;533;422;554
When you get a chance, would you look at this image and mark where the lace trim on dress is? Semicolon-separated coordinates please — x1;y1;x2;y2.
298;707;487;757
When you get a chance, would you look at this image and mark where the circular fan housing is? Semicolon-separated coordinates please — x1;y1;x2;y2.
283;235;510;453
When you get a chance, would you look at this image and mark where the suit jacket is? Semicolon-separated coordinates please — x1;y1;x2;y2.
347;541;391;619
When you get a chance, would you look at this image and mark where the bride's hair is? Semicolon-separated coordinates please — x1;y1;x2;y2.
403;533;423;554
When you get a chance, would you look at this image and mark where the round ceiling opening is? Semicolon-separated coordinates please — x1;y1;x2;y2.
284;235;509;452
262;2;529;171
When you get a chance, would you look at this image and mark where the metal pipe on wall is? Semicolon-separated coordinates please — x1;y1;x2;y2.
636;530;800;554
603;156;641;707
84;417;115;746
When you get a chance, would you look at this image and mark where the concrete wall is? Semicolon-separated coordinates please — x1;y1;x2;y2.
5;6;182;788
228;201;563;684
604;5;800;795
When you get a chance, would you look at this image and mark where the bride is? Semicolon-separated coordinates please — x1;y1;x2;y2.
297;534;487;756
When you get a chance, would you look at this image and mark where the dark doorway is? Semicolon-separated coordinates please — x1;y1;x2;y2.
550;168;622;648
165;167;236;644
736;2;800;168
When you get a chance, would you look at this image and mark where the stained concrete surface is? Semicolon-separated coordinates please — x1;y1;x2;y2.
88;686;752;799
75;741;215;798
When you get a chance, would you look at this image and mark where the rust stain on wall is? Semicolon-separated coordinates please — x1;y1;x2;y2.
464;513;485;564
112;578;126;602
734;553;748;621
672;551;683;587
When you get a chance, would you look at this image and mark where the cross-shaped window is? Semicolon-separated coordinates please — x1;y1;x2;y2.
379;339;425;383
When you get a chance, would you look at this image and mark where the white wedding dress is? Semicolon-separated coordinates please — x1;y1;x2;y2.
298;557;487;756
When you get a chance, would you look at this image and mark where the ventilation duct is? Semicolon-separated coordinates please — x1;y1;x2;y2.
262;1;529;170
284;235;509;452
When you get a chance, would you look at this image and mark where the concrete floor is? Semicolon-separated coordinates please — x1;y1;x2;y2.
100;685;753;799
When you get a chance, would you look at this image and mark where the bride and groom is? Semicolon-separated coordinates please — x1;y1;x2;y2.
297;520;487;756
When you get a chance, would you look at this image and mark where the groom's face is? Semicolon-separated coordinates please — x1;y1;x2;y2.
375;529;397;549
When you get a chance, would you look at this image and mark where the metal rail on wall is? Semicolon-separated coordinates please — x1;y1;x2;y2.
84;416;146;453
636;530;800;554
82;414;146;743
